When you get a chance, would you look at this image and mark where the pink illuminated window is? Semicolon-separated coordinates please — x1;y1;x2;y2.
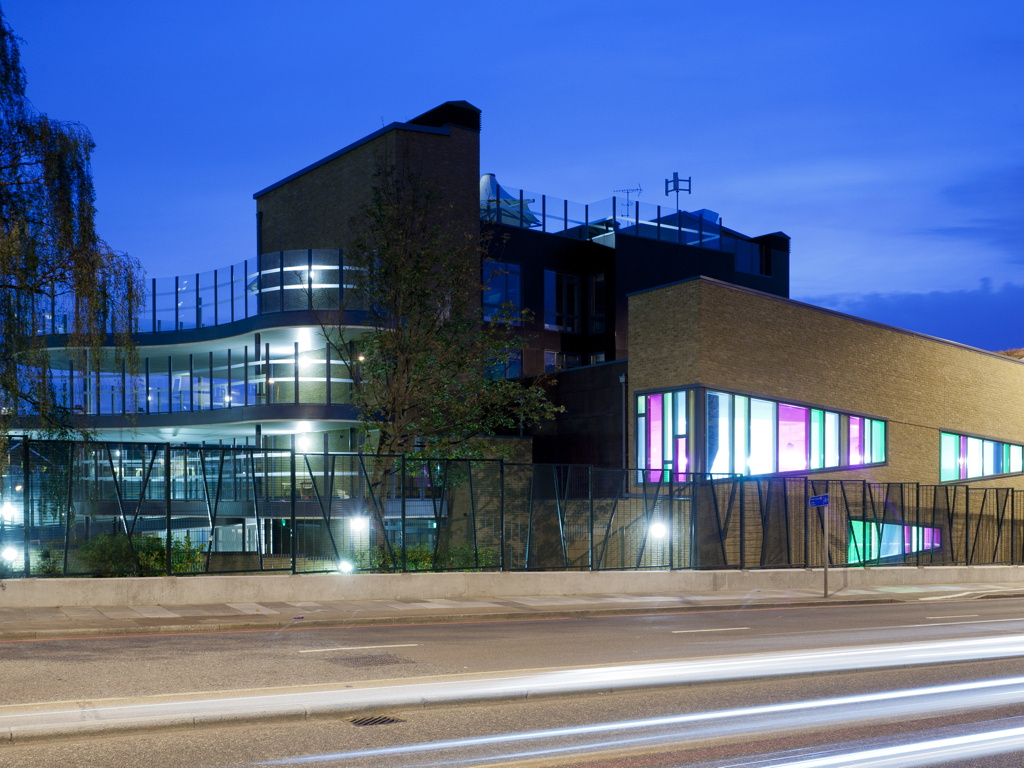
648;394;663;481
849;417;864;465
777;404;809;472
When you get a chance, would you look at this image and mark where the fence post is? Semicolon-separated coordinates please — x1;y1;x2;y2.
400;455;407;573
499;460;506;572
165;444;173;575
588;465;595;571
22;436;30;578
290;438;297;574
668;468;674;570
739;478;745;570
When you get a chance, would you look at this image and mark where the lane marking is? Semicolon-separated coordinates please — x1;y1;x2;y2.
926;615;979;619
299;643;419;653
671;627;750;634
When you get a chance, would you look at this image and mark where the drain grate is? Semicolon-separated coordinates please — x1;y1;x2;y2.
349;715;406;727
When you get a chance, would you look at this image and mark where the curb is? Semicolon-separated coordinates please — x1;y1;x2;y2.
0;597;902;641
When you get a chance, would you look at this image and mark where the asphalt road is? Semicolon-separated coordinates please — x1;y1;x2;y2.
2;595;1023;704
2;597;1024;766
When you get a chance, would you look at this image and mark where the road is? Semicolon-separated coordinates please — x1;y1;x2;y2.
2;597;1024;766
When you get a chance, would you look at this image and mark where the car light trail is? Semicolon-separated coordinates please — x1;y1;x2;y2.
256;674;1024;765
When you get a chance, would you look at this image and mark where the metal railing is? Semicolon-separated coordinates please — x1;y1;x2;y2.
2;438;1021;577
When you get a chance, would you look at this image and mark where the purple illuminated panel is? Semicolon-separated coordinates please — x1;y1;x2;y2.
777;404;809;472
648;393;663;482
675;437;688;480
849;417;864;465
959;435;968;480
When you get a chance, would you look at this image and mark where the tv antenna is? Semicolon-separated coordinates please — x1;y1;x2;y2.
613;184;643;216
665;172;692;211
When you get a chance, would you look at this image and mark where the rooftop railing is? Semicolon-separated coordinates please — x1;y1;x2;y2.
35;250;347;336
481;184;766;275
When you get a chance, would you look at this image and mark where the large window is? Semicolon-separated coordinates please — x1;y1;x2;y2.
483;261;521;323
637;391;688;481
637;389;886;477
544;270;580;333
544;350;580;372
940;432;1024;482
706;391;884;475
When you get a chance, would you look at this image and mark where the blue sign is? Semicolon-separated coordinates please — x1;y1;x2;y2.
809;494;830;507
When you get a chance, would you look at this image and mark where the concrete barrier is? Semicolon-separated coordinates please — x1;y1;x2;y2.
3;565;1024;608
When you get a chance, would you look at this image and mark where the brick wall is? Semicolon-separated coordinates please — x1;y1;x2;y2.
256;125;479;253
628;277;1024;487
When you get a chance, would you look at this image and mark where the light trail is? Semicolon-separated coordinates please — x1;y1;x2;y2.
298;644;419;653
670;627;749;634
751;722;1024;767
10;632;1024;738
256;675;1024;765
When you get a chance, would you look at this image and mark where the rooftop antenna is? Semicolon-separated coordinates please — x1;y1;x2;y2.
664;172;692;212
613;184;643;217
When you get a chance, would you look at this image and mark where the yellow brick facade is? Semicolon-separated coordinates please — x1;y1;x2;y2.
629;277;1024;487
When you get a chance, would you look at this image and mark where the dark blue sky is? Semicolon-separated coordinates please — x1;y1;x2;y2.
6;1;1024;349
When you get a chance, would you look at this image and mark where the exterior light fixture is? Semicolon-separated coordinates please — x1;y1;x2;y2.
338;560;354;573
14;484;22;492
1;502;15;522
357;355;365;362
349;517;368;532
649;522;668;539
1;547;18;562
296;435;310;451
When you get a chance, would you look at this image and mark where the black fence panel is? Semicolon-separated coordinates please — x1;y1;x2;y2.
2;438;1023;576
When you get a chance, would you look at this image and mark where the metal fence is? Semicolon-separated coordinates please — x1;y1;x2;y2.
1;439;1022;577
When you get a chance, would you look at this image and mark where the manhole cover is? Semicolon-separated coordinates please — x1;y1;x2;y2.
349;715;406;727
331;654;413;667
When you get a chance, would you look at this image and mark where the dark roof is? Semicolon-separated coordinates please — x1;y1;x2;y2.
253;101;481;199
408;101;481;131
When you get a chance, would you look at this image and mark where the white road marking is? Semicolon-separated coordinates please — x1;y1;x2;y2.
671;627;750;634
299;643;420;653
926;615;979;619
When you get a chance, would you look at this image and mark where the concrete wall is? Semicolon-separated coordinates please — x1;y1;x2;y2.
628;277;1024;487
3;566;1024;608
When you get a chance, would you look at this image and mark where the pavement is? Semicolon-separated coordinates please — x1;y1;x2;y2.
3;579;1024;639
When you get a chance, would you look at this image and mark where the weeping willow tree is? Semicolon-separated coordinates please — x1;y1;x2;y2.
0;11;142;453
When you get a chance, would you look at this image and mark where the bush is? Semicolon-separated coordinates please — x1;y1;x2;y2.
76;533;206;575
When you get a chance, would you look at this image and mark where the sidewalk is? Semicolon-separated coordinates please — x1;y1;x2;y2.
3;581;1023;639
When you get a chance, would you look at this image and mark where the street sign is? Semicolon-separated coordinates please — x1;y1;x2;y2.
809;494;829;507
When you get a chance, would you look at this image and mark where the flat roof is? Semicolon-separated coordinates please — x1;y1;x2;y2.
628;275;1024;367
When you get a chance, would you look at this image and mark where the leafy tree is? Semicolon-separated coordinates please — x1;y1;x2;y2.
0;10;142;453
317;155;559;460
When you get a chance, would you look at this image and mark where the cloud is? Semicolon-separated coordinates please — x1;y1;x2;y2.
805;280;1024;351
924;166;1024;262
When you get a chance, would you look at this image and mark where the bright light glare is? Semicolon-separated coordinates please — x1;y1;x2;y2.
1;547;18;562
337;560;354;573
649;522;667;539
14;484;22;492
1;502;15;522
296;436;310;451
349;517;368;532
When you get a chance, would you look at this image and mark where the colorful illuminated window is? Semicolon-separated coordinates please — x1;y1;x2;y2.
848;417;886;466
848;520;940;564
636;390;688;481
939;432;1024;482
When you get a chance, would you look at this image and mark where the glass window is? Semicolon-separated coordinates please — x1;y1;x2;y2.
778;404;809;472
483;261;521;323
748;398;776;474
544;351;581;372
825;411;840;468
849;417;864;465
734;395;749;475
544;270;580;333
636;390;689;480
706;391;732;474
589;273;606;334
941;431;1024;482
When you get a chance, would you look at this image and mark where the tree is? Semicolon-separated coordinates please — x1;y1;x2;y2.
0;10;142;449
317;154;560;461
